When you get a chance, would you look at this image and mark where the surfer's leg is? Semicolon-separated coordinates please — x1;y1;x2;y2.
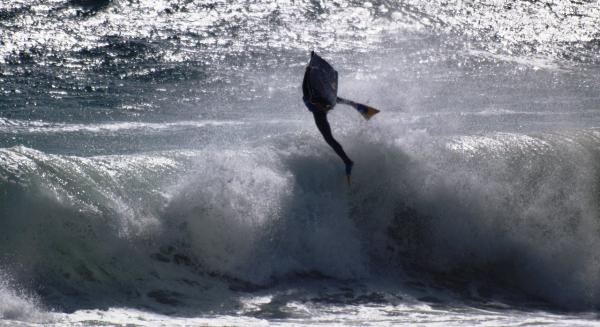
313;111;353;167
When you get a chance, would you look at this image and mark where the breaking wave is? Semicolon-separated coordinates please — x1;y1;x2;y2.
2;0;600;323
2;126;600;311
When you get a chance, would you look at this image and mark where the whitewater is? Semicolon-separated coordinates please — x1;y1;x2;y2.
1;0;600;325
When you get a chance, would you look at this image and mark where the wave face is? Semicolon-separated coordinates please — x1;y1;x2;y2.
2;0;600;324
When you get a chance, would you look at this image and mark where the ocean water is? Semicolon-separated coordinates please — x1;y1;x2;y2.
1;0;600;325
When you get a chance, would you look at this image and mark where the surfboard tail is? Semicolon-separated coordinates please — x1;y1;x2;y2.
337;97;380;120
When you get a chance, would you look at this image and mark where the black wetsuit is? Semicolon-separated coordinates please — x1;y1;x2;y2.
302;68;353;168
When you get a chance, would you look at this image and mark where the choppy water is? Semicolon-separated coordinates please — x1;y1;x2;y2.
1;0;600;325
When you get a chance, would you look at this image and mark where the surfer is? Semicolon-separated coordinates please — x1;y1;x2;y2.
302;51;380;183
302;52;354;179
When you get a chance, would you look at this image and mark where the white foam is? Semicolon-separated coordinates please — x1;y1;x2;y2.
0;279;52;324
0;118;245;134
51;304;600;327
60;308;268;326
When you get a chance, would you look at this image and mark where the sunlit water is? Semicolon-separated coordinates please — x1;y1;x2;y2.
1;0;600;325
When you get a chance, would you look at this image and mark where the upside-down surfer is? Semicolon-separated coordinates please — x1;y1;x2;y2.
302;51;380;184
